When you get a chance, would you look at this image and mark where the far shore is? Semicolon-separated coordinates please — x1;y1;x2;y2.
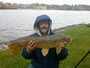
0;9;90;11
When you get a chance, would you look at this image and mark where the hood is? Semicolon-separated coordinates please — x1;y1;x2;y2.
33;14;52;36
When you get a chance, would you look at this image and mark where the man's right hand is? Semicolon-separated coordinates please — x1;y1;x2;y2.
26;40;37;53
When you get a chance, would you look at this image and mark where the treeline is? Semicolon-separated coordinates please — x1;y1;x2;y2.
47;4;90;10
0;2;17;9
0;1;90;11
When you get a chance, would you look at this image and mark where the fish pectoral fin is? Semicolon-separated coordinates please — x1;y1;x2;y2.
41;48;49;56
56;46;62;55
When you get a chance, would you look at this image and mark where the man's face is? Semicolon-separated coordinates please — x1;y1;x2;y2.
39;21;49;34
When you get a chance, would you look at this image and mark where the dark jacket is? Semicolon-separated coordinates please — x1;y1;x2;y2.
22;14;68;68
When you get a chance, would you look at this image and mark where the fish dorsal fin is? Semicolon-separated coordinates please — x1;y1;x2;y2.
41;48;49;56
56;46;62;55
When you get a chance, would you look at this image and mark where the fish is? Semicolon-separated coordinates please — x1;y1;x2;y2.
8;34;72;56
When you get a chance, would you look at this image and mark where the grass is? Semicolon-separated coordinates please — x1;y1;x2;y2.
0;24;90;68
57;24;90;68
0;49;30;68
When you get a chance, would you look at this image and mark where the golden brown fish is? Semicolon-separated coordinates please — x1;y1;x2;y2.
8;34;72;56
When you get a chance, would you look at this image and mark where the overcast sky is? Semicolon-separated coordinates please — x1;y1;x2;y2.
0;0;90;5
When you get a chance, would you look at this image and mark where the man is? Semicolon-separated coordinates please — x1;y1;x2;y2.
22;14;68;68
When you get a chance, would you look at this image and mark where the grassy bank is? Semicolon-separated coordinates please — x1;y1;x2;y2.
0;24;90;68
58;24;90;68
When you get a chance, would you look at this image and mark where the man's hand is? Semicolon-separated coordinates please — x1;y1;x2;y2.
26;40;37;53
59;42;67;50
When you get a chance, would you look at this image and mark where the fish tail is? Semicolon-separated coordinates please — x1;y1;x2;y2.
13;47;22;54
8;43;23;54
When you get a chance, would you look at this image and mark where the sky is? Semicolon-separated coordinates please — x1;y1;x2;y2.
0;0;90;5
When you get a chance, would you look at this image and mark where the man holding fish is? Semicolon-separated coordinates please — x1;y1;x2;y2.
22;14;68;68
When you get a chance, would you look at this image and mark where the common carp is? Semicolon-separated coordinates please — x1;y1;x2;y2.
8;34;72;56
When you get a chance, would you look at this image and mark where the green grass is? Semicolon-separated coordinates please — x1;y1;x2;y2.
0;50;30;68
0;24;90;68
57;24;90;68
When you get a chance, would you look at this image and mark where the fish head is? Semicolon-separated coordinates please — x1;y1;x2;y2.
55;35;72;55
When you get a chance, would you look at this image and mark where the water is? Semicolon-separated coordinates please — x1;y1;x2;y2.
0;9;90;43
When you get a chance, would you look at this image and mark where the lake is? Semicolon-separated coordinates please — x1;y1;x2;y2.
0;9;90;43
